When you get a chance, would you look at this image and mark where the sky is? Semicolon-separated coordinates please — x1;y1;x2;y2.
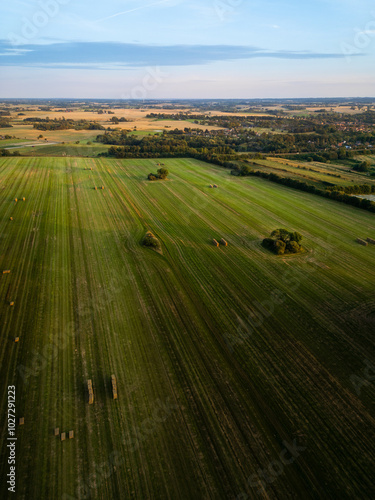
0;0;374;99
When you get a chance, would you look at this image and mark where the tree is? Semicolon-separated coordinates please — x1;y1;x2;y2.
157;168;169;179
274;240;286;255
142;231;161;251
262;238;275;251
290;231;303;244
271;228;291;243
353;161;369;173
148;168;169;181
287;241;300;253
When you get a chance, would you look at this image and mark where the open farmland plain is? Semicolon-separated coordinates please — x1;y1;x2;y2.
0;157;374;499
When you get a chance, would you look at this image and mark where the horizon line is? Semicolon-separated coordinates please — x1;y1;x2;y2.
1;96;375;100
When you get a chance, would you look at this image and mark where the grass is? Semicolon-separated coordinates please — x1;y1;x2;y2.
128;130;161;137
356;154;375;166
6;125;103;143
250;157;375;189
0;157;374;499
0;139;37;147
13;142;109;157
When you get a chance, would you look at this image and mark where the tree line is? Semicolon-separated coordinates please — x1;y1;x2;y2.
23;118;105;131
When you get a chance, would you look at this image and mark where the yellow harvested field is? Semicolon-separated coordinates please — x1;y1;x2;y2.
6;106;228;141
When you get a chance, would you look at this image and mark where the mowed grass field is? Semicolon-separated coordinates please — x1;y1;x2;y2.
252;157;375;189
12;143;109;157
0;157;374;500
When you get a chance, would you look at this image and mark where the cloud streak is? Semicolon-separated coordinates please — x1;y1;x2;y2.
0;40;364;69
95;0;173;22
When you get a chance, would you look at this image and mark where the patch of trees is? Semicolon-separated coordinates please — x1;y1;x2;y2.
110;116;128;124
23;117;104;131
0;119;12;128
142;231;161;251
353;161;370;172
280;149;354;163
148;168;169;181
262;229;303;255
97;129;236;158
326;183;375;195
231;164;255;176
0;149;21;157
146;112;209;121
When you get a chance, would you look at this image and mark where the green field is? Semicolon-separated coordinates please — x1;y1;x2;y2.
0;157;374;499
0;139;37;148
12;143;109;157
3;124;103;144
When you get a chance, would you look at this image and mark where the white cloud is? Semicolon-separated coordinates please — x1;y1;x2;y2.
95;0;177;23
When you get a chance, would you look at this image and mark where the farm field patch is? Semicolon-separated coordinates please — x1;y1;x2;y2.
252;157;375;189
0;157;374;500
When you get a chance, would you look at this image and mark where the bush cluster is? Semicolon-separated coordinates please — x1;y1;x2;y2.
148;168;169;181
262;229;303;255
142;231;161;250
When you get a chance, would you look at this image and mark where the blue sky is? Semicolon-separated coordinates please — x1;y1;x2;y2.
0;0;374;98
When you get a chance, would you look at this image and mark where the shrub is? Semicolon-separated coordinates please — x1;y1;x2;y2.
271;228;291;243
290;231;303;244
353;161;370;172
157;168;169;179
262;238;275;250
274;240;286;255
148;168;169;181
287;241;300;253
142;231;161;250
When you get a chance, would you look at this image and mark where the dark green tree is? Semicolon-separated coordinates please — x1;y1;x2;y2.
157;168;169;179
287;241;300;253
274;240;286;255
290;231;303;244
271;229;291;243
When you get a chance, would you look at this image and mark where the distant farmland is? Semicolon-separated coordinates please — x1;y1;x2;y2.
249;156;375;190
0;157;374;499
